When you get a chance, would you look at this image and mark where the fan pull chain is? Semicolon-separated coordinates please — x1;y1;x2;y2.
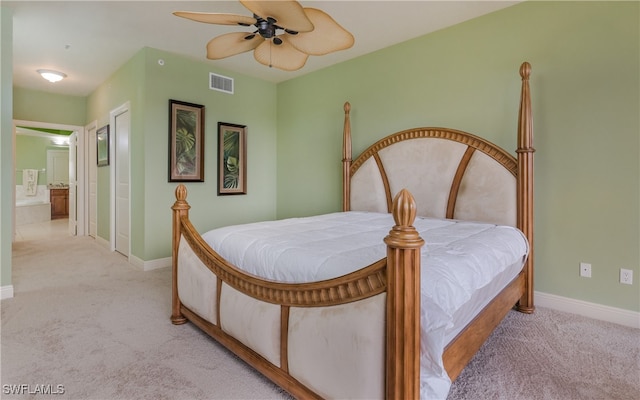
269;40;272;68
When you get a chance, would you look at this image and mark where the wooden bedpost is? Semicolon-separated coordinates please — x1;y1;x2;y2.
342;101;352;211
516;62;535;313
171;184;190;325
384;189;425;399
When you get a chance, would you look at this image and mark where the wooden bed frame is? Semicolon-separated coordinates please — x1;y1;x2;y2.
171;62;534;399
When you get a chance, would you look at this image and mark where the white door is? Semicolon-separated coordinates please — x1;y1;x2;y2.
68;133;77;235
112;106;130;256
46;150;69;184
87;123;97;238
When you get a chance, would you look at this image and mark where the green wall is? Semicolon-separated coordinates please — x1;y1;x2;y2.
276;1;639;312
86;50;144;248
11;88;85;188
86;47;278;261
1;6;13;289
141;48;277;260
13;87;86;125
11;47;278;264
14;135;68;185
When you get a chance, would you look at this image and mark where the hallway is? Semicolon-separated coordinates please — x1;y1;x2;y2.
14;218;70;242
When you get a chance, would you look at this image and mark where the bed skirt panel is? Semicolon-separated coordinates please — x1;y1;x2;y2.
177;236;218;324
288;294;386;399
220;283;282;367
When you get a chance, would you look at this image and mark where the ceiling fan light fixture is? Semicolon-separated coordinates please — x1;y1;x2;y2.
37;69;67;83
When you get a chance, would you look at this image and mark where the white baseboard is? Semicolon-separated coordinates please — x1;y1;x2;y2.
535;291;639;329
129;255;171;272
95;235;110;249
1;285;14;300
92;235;169;272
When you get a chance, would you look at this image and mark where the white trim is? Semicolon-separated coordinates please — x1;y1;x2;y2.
94;235;110;250
535;291;640;329
74;128;86;236
85;120;97;238
15;126;70;141
129;255;171;272
1;285;14;300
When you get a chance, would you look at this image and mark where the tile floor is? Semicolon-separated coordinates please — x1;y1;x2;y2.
14;218;70;241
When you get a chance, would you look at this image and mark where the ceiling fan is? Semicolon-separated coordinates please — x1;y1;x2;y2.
174;0;354;71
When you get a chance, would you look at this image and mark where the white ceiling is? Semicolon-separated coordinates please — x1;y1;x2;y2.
7;1;519;97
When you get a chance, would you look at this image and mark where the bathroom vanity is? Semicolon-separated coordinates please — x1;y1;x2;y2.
50;188;69;219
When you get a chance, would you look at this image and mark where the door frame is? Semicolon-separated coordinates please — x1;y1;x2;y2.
13;119;85;237
109;102;131;256
85;120;98;238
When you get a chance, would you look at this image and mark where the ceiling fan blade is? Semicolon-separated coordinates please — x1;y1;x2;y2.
240;0;314;33
253;37;309;71
287;8;354;56
174;11;257;26
206;32;264;60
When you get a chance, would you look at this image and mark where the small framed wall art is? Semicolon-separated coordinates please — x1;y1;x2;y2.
96;125;109;167
168;99;205;182
217;122;247;195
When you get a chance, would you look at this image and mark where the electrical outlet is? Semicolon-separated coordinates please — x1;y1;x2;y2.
580;262;592;278
620;269;633;285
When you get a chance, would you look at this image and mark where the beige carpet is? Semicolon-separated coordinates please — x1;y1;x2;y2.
3;232;639;399
447;304;640;399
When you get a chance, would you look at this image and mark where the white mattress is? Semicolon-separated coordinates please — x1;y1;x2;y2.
201;211;529;399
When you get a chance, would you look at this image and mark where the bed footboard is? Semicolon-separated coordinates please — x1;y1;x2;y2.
171;184;424;399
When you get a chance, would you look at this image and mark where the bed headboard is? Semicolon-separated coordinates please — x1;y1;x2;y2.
342;62;534;230
348;126;518;226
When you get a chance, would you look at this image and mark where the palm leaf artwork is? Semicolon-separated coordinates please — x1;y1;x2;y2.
223;130;240;188
175;109;197;175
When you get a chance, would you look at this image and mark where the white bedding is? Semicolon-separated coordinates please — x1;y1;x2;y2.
201;211;529;399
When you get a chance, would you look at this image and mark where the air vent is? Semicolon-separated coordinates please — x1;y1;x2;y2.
209;72;234;94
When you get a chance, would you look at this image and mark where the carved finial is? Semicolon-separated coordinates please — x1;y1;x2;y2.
344;101;351;114
385;189;425;249
175;184;187;201
392;189;417;227
520;62;531;81
172;184;191;212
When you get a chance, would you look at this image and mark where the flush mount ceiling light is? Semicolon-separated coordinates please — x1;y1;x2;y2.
37;69;67;83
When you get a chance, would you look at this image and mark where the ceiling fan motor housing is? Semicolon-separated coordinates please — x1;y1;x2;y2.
253;15;290;45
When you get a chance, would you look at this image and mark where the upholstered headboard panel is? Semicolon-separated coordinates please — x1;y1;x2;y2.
349;128;518;227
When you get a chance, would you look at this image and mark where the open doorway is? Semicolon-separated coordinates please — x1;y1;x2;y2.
13;120;86;241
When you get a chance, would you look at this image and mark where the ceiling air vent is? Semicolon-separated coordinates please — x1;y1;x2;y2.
209;72;234;94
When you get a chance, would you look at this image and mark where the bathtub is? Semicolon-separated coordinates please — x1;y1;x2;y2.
15;185;51;226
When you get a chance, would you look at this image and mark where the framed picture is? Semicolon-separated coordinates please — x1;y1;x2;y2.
168;99;205;182
97;125;109;167
218;122;247;195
